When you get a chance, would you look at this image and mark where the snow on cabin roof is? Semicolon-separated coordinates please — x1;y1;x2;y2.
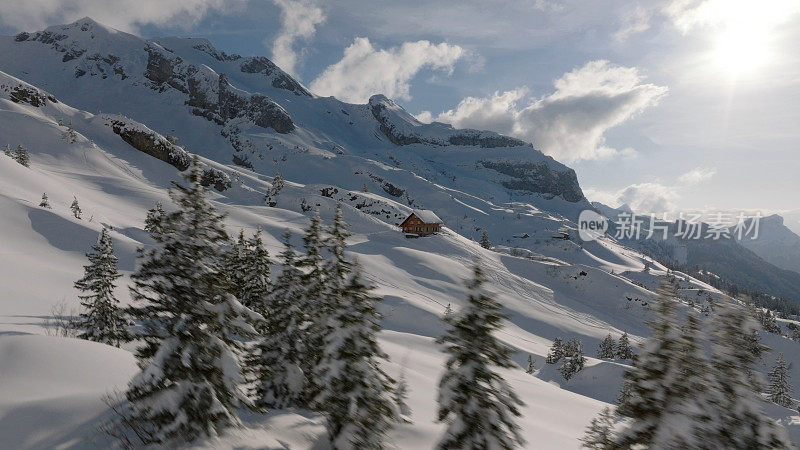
411;209;442;224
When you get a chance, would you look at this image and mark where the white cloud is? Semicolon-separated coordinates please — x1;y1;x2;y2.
586;166;717;214
614;5;652;41
677;167;716;185
309;38;464;103
0;0;247;33
426;60;667;162
269;0;325;78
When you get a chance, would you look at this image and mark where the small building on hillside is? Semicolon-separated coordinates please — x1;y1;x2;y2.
400;209;443;236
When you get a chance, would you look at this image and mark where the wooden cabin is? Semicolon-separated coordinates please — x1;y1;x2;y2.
400;209;443;236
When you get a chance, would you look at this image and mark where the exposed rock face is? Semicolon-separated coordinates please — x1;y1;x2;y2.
105;117;231;191
447;130;529;148
0;81;58;107
144;46;295;134
480;160;585;202
368;94;530;149
239;57;311;97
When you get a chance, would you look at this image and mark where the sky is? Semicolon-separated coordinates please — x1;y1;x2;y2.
0;0;798;215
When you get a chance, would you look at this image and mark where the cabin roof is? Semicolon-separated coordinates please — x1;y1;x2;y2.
411;209;442;224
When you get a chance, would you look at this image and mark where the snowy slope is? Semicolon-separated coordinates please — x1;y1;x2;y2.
1;20;800;449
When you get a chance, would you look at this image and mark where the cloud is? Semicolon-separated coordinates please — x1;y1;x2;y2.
309;38;464;103
269;0;325;78
0;0;247;33
677;167;716;185
585;166;717;214
424;60;667;162
614;5;652;41
585;183;678;214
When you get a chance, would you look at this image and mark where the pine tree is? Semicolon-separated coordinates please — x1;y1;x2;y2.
443;303;454;321
768;354;792;408
70;196;82;219
395;370;413;422
73;228;128;346
240;229;272;311
546;337;565;364
250;230;308;410
3;144;11;157
526;354;535;374
223;229;250;303
14;144;30;167
143;201;166;235
436;260;525;449
312;265;400;449
706;300;791;448
123;158;261;445
265;172;285;206
614;279;711;448
560;338;586;381
580;407;615;449
617;379;633;407
479;230;491;249
597;334;616;359
792;327;800;342
39;193;50;209
299;208;332;401
615;331;633;360
63;121;77;143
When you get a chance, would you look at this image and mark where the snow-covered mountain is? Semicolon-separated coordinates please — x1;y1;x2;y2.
1;18;799;449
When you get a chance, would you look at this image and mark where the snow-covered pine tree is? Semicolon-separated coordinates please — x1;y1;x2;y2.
240;229;272;311
265;172;284;206
443;303;454;321
395;369;413;422
615;279;697;448
73;228;128;346
707;299;791;448
560;338;586;381
546;337;565;364
479;230;491;249
526;354;535;374
70;196;82;219
3;144;11;157
223;229;250;303
123;158;261;445
436;260;525;449
580;407;615;449
597;334;616;359
64;121;77;143
768;354;792;408
312;264;400;449
143;201;166;235
615;332;633;360
792;327;800;342
39;193;50;209
14;144;30;167
250;230;308;410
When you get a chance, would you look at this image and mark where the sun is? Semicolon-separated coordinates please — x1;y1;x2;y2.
700;0;798;79
712;26;770;77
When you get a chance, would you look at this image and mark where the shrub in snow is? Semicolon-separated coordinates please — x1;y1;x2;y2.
73;228;129;346
436;260;525;449
121;158;261;445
